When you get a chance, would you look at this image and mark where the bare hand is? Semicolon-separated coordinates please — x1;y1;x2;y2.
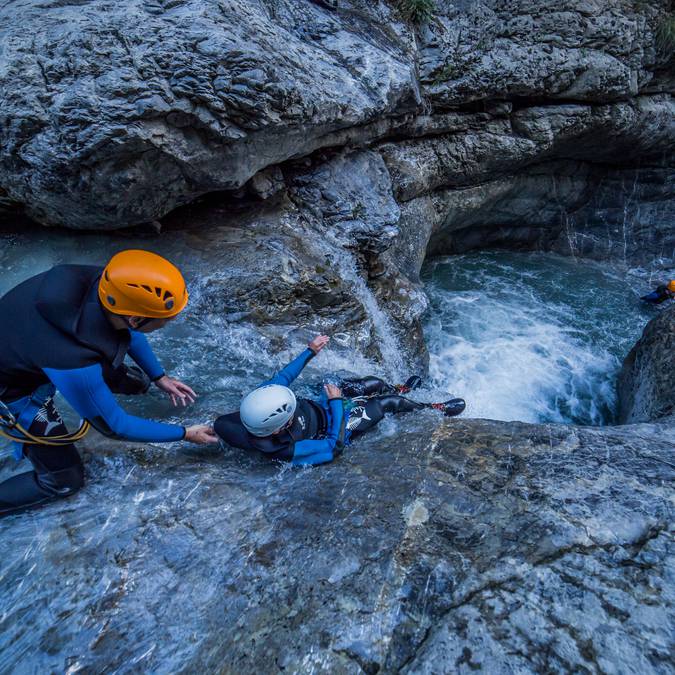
324;383;342;400
309;334;330;354
184;424;218;444
155;375;197;407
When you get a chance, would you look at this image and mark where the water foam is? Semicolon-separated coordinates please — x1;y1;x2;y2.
423;252;650;425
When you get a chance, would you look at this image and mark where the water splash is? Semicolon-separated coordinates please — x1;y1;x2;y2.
423;251;651;425
305;231;407;382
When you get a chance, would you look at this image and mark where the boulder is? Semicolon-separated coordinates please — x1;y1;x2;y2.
617;305;675;423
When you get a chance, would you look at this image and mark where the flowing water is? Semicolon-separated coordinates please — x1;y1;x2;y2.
0;225;394;671
423;251;655;425
0;226;667;671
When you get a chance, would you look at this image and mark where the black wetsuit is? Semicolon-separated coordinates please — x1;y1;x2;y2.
0;265;182;516
340;377;424;436
641;285;674;304
215;398;329;462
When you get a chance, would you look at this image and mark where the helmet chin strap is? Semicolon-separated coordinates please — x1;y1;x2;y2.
270;416;294;437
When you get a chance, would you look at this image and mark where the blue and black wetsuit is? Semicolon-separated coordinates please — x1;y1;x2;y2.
214;351;426;466
0;264;185;515
215;349;346;466
641;285;674;305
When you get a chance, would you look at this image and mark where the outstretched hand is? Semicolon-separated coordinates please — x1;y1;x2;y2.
309;334;330;354
155;375;197;407
324;383;342;400
184;424;218;444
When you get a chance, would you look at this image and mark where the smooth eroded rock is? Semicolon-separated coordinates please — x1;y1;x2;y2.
617;305;675;423
0;416;672;672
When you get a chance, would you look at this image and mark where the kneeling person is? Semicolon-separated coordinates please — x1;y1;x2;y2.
214;335;465;466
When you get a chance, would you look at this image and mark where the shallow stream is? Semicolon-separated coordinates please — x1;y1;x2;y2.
0;231;660;436
0;228;667;670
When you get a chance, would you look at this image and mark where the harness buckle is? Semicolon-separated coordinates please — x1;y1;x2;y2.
0;400;18;429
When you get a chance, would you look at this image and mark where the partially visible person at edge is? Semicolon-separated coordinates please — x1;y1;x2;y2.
641;280;675;305
214;335;466;466
0;249;217;516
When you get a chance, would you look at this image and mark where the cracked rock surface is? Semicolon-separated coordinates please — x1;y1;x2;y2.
1;416;672;672
1;0;673;244
0;0;419;228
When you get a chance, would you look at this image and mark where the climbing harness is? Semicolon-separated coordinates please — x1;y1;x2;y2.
0;391;90;448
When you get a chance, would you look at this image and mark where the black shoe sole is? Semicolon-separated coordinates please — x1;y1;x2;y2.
443;398;466;417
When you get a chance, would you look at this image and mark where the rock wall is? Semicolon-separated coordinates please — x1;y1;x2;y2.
1;2;673;237
617;305;675;423
2;0;673;366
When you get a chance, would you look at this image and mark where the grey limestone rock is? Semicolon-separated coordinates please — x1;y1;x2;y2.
0;0;418;228
1;0;673;239
0;415;672;673
380;95;675;273
419;0;670;106
617;304;675;423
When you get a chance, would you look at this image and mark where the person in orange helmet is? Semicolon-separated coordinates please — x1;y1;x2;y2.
0;250;217;516
641;279;675;305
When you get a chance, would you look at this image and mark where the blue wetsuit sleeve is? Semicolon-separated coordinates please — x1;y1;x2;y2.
44;365;185;442
128;330;165;381
263;348;315;387
291;398;343;466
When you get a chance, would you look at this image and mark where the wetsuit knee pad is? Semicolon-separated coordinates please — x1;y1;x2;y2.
26;443;85;495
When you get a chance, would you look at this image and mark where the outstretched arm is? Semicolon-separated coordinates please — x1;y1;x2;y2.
263;335;330;387
128;329;197;407
128;329;165;381
44;364;185;442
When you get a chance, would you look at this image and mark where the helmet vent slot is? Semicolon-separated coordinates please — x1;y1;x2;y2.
163;290;173;301
126;283;139;288
141;285;152;293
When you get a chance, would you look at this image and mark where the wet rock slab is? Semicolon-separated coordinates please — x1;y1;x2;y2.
1;416;672;673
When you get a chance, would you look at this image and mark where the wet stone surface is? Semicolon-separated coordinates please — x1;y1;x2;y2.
618;305;675;424
1;416;672;673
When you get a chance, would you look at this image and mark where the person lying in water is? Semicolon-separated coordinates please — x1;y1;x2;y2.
214;335;465;466
641;280;675;305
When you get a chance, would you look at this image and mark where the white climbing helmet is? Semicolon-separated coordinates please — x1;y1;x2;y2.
240;384;297;437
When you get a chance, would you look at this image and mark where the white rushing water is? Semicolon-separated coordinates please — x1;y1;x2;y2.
423;251;655;425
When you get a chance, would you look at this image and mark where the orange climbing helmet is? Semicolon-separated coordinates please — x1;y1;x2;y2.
98;250;188;319
668;280;675;293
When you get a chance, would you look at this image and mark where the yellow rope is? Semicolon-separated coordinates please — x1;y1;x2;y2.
0;419;91;446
